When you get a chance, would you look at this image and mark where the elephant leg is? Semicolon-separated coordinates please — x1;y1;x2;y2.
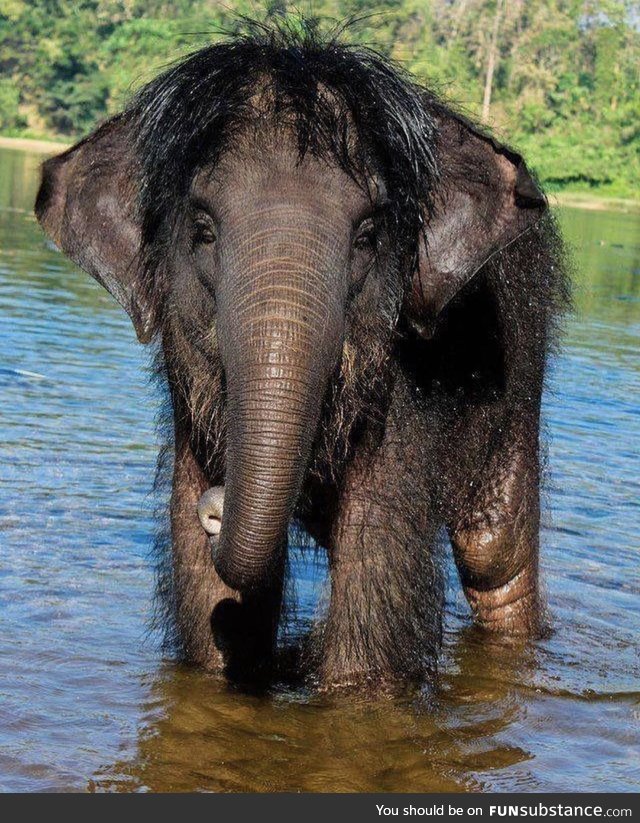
448;417;543;637
318;421;442;689
169;434;284;677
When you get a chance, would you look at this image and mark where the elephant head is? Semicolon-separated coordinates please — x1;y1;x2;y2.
35;31;546;594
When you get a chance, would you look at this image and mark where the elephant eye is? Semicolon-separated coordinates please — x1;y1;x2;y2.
353;218;378;253
192;215;217;246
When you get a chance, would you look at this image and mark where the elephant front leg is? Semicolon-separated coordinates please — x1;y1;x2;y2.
448;424;544;637
170;436;283;677
318;448;442;690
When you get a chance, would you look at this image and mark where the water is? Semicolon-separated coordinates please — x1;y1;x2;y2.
0;147;638;793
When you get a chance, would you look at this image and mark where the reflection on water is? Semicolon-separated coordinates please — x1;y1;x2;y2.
0;148;638;792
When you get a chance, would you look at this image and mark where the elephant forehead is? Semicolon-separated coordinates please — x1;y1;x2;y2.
219;207;351;253
191;129;371;222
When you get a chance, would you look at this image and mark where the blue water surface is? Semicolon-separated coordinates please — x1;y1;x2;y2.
0;148;638;792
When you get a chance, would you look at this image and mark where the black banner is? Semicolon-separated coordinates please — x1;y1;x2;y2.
0;792;638;820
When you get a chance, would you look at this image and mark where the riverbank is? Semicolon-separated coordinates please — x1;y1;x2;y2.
0;136;70;154
1;135;638;214
550;191;640;215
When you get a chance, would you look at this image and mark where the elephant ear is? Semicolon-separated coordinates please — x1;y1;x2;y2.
406;110;547;338
35;114;155;343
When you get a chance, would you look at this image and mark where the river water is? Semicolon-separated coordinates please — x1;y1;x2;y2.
0;147;638;792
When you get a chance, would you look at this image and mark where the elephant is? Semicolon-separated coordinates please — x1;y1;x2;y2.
35;22;569;690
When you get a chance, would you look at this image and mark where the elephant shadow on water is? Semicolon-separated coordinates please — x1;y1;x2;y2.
36;19;570;691
89;627;539;792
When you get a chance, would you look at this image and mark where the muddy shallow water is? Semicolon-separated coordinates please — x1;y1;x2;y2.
0;148;638;792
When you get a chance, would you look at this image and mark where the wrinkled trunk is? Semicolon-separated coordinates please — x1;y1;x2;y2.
214;224;346;591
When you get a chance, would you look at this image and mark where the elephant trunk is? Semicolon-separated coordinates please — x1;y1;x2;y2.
215;241;346;592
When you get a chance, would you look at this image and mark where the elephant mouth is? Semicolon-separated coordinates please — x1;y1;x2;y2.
196;483;287;586
197;486;225;544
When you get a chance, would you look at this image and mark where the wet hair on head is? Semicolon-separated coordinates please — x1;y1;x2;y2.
130;17;439;275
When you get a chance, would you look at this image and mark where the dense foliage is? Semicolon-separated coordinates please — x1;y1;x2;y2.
1;0;638;196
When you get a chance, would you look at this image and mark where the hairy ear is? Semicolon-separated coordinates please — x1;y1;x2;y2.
406;111;546;338
35;114;155;343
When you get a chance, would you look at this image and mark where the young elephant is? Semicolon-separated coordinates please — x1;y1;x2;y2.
35;25;568;689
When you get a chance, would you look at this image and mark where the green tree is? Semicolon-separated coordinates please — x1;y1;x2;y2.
0;0;637;197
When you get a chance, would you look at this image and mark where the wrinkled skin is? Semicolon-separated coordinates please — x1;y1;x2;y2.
35;57;566;690
192;137;367;590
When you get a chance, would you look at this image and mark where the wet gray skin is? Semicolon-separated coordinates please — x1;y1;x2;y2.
2;148;639;793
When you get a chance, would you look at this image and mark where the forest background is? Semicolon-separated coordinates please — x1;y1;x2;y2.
0;0;638;200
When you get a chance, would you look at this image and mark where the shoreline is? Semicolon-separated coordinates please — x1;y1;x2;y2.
549;192;640;214
1;135;637;214
0;136;70;154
